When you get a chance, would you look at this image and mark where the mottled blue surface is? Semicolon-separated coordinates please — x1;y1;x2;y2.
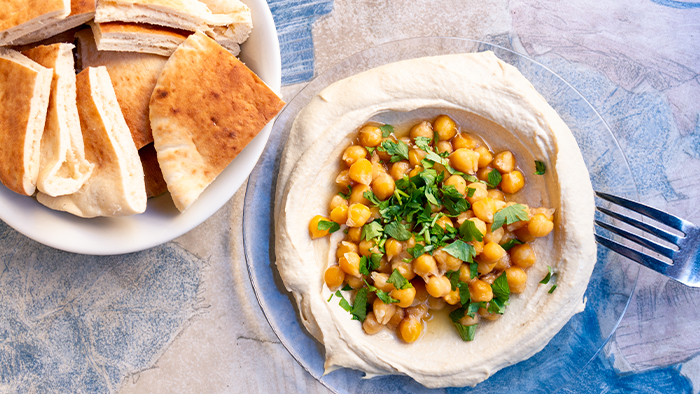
0;221;202;393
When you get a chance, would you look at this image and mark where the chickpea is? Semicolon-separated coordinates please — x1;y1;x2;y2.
481;241;506;263
478;307;501;321
472;198;497;223
487;189;505;201
409;121;433;141
471;240;484;255
377;136;396;161
531;207;556;221
409;148;427;167
336;169;352;192
408;165;424;178
528;214;554;237
467;217;487;237
385;238;403;259
469;279;493;302
346;204;371;227
436;140;453;154
339;252;361;278
398;317;423;343
444;175;467;196
403;235;417;249
336;241;359;259
501;171;525;194
387;307;406;330
390;286;417;308
373;298;397;325
428;296;447;311
483;227;504;245
330;204;349;224
493;252;512;271
359;239;377;257
324;265;345;288
459;263;473;282
433;247;462;272
443;288;461;305
389;160;411;180
407;304;429;321
371;272;395;292
349;184;371;205
476;166;492;182
477;260;497;276
342;145;368;167
371;162;386;181
377;257;392;274
452;133;480;150
372;172;395;201
349;158;372;185
505;267;528;294
433;115;458;140
511;243;536;268
435;215;454;231
358;125;383;147
412;254;438;278
329;195;348;211
347;227;362;243
346;275;364;289
391;261;416;281
459;313;480;326
474;145;493;168
369;206;381;221
492;151;515;173
466;182;488;204
362;312;384;335
309;215;332;239
425;275;451;298
449;148;480;174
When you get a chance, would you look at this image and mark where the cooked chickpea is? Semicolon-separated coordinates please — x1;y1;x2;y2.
483;227;504;245
531;207;555;221
373;298;397;325
408;165;423;178
466;182;488;204
385;238;403;259
452;133;480;150
390;286;417;308
425;275;451;298
398;317;423;343
377;136;396;161
481;241;506;263
409;148;427;167
330;204;349;224
478;307;501;321
324;265;345;288
342;145;368;167
472;198;497;223
391;261;416;281
459;313;480;326
449;148;480;174
501;171;525;194
369;206;381;221
371;162;386;181
412;254;438;278
471;240;484;255
476;166;492;182
505;267;528;293
492;151;515;173
377;257;392;274
528;214;554;237
510;243;536;268
433;247;462;272
358;239;377;257
436;140;453;154
372;172;395;201
309;215;332;239
371;272;395;292
349;184;371;205
362;312;384;335
346;275;364;289
435;215;454;231
443;288;461;305
433;115;458;140
493;252;511;271
409;121;433;141
469;279;493;302
387;307;406;330
467;217;487;237
389;160;411;180
339;252;361;277
477;260;497;276
347;227;362;243
406;304;429;321
444;175;467;196
358;125;383;147
336;169;352;192
336;241;359;259
428;296;447;310
487;189;505;201
349;158;372;185
329;195;348;211
474;145;493;168
346;204;371;227
459;263;473;282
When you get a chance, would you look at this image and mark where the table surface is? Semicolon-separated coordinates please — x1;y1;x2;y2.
2;1;699;393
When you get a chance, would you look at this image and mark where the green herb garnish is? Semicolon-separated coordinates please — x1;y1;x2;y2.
549;285;557;293
459;219;484;242
388;269;413;290
448;308;477;341
442;240;476;262
487;169;502;189
535;160;546;175
317;220;340;234
384;221;412;241
470;262;478;279
540;265;553;284
338;185;352;199
363;190;382;206
414;136;433;152
379;124;394;137
379;139;409;163
361;221;383;241
351;287;369;321
501;238;524;251
491;204;529;232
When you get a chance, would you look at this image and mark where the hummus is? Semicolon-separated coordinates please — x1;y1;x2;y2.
274;51;596;388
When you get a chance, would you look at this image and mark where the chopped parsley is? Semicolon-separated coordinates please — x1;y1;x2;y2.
388;269;413;290
414;136;432;151
384;221;412;241
448;307;478;341
338;185;352;199
361;221;383;241
549;285;557;293
359;254;382;276
459;219;484;242
379;124;394;137
488;272;510;315
378;139;409;163
364;279;399;304
491;204;529;232
442;240;476;262
363;190;382;206
501;238;524;251
317;220;340;234
539;265;553;284
535;160;546;175
487;169;502;189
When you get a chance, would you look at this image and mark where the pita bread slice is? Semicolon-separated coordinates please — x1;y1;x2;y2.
200;0;252;45
9;0;96;46
37;67;147;217
95;0;234;33
0;48;53;196
0;0;71;45
90;22;190;57
76;28;167;149
22;44;94;197
139;143;168;198
150;31;285;212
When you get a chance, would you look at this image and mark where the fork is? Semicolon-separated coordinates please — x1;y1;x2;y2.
594;191;700;287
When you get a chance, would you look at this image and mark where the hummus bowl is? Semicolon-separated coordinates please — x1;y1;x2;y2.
243;38;640;393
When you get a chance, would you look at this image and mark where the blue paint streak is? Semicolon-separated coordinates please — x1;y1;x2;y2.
648;0;700;9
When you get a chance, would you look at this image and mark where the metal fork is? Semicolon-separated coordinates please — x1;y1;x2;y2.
594;191;700;287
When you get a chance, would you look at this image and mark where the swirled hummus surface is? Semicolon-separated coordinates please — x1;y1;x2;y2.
274;51;596;388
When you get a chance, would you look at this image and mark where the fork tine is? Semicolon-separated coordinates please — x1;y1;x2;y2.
596;206;682;245
595;220;676;259
595;191;691;233
595;234;671;275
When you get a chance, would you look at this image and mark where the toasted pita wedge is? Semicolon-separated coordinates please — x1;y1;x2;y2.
90;22;190;57
76;28;167;149
150;31;285;212
139;143;168;198
0;0;71;45
23;44;94;197
95;0;234;33
200;0;252;46
37;67;146;217
10;0;96;45
0;48;53;196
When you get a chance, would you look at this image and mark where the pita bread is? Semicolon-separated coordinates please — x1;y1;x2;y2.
90;22;190;57
76;28;167;149
200;0;252;45
150;31;285;212
0;48;53;196
22;44;94;197
0;0;71;45
139;143;168;198
37;67;147;217
95;0;234;33
9;0;96;46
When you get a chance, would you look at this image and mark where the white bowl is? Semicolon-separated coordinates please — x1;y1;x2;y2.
0;0;282;255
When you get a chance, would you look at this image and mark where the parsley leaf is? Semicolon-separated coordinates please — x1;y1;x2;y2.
379;124;394;138
491;272;510;304
446;270;460;291
459;219;484;242
501;238;524;251
535;160;546;175
448;308;477;341
388;269;413;290
363;190;382;206
466;187;476;198
330;290;352;312
365;146;376;155
487;169;502;189
384;221;412;241
491;204;529;231
341;284;353;291
361;221;383;241
414;136;433;152
470;262;478;279
549;285;557;293
317;220;340;234
351;287;369;321
540;265;553;284
380;140;409;163
338;185;352;199
442;240;476;262
359;255;382;276
364;280;399;304
458;281;470;305
442;185;464;200
467;301;486;317
487;298;506;314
